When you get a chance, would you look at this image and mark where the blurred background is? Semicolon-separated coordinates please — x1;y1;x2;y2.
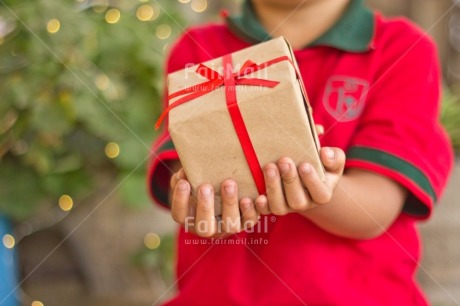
0;0;459;305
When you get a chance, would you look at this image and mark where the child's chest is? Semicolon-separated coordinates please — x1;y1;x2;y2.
295;48;375;150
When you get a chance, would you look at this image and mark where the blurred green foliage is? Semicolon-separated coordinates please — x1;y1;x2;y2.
441;90;460;153
0;0;184;219
131;233;175;285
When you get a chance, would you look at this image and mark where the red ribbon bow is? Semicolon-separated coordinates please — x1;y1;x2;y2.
155;54;295;195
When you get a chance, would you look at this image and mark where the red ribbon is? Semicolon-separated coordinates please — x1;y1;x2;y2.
155;55;295;195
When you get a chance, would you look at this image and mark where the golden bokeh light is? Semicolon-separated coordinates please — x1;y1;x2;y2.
95;74;110;90
136;5;159;21
105;142;120;159
144;233;161;250
59;195;73;212
47;19;61;34
2;234;15;249
105;9;121;24
191;0;207;12
155;24;171;40
178;0;191;3
31;301;44;306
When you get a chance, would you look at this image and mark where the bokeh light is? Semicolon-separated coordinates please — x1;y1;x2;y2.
191;0;207;12
95;74;110;91
156;24;171;40
2;234;15;249
31;301;44;306
144;233;161;250
58;195;73;212
136;4;159;21
105;8;121;24
105;142;120;159
47;19;60;34
178;0;191;3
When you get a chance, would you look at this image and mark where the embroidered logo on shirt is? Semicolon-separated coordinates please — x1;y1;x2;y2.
323;76;369;122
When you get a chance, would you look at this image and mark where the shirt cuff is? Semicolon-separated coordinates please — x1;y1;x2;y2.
345;146;436;219
148;136;178;209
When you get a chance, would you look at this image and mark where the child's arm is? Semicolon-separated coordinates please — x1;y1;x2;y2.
303;168;406;239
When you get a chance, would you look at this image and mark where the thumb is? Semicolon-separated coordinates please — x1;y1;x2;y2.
320;147;345;176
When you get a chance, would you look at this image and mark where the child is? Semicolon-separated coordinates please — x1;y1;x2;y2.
148;0;454;305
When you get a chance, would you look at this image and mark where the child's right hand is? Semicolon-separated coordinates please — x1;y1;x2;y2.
170;169;260;238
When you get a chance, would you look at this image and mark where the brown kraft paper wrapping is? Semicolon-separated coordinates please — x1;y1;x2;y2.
167;37;324;216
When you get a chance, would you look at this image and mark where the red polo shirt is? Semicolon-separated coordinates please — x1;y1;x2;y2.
148;0;454;305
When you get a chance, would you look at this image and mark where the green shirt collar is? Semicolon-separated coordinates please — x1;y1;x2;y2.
226;0;375;52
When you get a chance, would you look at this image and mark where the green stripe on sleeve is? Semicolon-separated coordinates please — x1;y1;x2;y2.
347;146;436;203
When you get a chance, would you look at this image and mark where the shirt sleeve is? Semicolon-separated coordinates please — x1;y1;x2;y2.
147;31;200;209
345;32;454;219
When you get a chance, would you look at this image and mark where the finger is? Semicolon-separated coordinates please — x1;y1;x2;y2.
170;168;187;190
264;163;289;215
320;147;345;175
298;163;332;205
240;197;259;230
221;180;241;234
195;184;217;237
255;195;271;215
171;179;191;223
315;124;324;136
277;157;309;211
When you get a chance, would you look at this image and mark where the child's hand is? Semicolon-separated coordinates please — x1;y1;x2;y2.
255;147;346;215
170;169;260;238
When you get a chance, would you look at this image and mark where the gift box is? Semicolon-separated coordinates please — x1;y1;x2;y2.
157;37;324;216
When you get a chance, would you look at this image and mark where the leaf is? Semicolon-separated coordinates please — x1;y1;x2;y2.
41;168;92;198
0;161;47;220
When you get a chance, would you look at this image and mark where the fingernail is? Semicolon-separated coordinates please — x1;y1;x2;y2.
327;148;335;159
266;168;276;178
300;163;312;174
200;186;212;197
278;163;290;175
178;180;189;192
224;184;235;195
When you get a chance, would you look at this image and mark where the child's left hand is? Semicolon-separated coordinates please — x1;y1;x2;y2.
254;147;346;215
